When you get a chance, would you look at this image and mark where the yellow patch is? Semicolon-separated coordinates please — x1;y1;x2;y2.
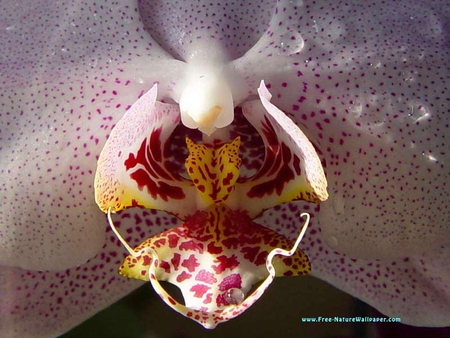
185;137;241;206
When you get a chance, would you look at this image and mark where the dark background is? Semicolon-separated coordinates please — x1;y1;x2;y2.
61;275;437;338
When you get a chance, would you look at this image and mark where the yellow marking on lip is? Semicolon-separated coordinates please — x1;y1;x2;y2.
185;137;241;206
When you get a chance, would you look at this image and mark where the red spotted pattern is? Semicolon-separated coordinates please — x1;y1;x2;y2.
124;128;186;201
247;117;300;198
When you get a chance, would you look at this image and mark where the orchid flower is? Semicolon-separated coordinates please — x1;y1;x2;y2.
0;0;449;337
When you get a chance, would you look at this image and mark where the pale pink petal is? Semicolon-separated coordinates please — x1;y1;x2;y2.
0;209;178;338
233;0;450;260
0;1;184;271
138;0;276;61
230;0;449;327
261;202;450;326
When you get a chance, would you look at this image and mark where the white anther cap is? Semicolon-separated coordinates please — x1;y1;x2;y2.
179;68;234;136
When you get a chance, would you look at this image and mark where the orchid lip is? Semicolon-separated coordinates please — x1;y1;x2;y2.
108;205;311;329
145;212;311;330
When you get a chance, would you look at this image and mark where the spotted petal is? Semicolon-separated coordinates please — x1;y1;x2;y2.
232;0;450;261
0;0;185;271
95;84;197;219
262;203;450;326
235;81;328;218
0;208;178;338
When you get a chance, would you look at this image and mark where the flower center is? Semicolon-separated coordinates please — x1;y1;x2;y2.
94;81;329;329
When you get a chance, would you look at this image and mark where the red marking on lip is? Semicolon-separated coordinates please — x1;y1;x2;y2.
207;242;223;254
251;116;279;179
131;199;144;208
179;240;204;253
212;255;239;274
216;293;228;307
142;255;151;266
247;143;295;198
168;234;179;248
283;257;293;265
218;274;242;291
222;237;239;250
240;246;258;263
171;253;181;270
254;251;269;266
181;254;200;273
221;172;235;186
203;162;217;180
159;260;171;274
203;293;213;304
195;269;217;285
190;284;210;298
153;238;166;248
176;271;192;283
